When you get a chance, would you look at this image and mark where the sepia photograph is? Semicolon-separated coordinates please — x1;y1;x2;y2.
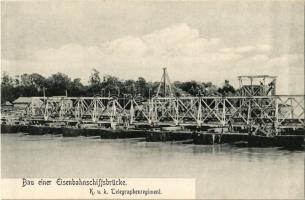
1;0;304;199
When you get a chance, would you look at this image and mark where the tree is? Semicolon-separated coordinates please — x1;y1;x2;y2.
89;69;101;86
1;70;236;102
1;72;15;103
29;73;47;90
202;82;220;96
218;80;235;96
135;77;148;97
102;75;120;97
46;73;72;96
20;74;32;86
69;78;85;96
1;72;13;86
123;80;136;96
175;81;203;96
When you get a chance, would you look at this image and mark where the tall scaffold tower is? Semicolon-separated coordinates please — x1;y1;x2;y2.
156;68;174;97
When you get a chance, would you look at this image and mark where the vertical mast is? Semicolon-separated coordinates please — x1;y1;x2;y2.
156;67;174;97
163;68;166;97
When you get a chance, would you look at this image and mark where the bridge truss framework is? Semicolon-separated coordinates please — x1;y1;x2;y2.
24;94;304;135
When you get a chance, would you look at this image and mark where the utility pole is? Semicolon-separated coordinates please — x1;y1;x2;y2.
163;67;166;97
43;87;46;98
149;88;152;99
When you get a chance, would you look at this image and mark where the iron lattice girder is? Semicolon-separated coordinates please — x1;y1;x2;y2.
150;96;304;127
27;95;304;128
277;96;305;126
151;98;176;121
178;98;199;121
31;97;115;120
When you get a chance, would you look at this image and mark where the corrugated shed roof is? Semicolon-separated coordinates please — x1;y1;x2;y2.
13;97;32;104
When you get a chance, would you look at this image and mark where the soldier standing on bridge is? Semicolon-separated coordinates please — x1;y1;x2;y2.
76;119;82;128
228;118;234;133
122;114;128;129
248;121;254;136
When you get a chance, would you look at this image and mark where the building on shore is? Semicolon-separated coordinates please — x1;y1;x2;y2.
1;101;13;111
12;97;43;110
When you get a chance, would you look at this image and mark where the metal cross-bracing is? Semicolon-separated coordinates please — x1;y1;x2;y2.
276;95;305;128
116;98;151;124
27;96;151;127
26;95;304;135
238;75;277;96
29;97;118;124
148;95;304;135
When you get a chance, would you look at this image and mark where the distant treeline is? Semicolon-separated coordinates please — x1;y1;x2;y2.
1;69;236;103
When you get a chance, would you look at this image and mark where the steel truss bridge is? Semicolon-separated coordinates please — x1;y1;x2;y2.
25;95;304;135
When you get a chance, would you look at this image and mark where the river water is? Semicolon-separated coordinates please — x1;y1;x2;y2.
1;133;304;199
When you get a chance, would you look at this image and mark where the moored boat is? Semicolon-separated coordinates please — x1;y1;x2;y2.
83;128;101;137
274;135;304;147
62;127;84;137
100;128;145;139
192;132;215;144
146;129;192;142
218;133;249;144
1;124;20;133
247;135;275;147
27;125;51;135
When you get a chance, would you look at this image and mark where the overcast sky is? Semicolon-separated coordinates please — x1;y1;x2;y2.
1;0;304;94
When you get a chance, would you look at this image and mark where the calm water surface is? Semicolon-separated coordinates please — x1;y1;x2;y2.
1;133;304;199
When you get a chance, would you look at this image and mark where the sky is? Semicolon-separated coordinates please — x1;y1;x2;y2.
1;0;304;94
